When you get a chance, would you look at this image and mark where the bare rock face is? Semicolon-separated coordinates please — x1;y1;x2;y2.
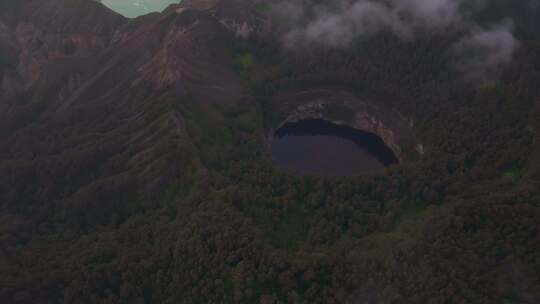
178;0;271;37
0;0;124;108
132;10;243;103
272;89;420;162
0;0;247;115
0;0;246;219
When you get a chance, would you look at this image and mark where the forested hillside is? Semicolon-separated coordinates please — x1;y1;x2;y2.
0;0;539;303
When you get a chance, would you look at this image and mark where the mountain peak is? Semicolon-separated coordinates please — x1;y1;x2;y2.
179;0;221;11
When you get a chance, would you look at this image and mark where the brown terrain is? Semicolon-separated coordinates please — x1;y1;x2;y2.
0;0;254;218
0;1;539;303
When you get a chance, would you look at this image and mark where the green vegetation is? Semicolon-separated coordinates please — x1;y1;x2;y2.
254;3;271;14
0;49;17;71
235;52;255;71
503;166;524;182
1;1;540;303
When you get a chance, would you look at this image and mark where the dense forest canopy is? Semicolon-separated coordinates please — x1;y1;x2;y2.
0;0;539;303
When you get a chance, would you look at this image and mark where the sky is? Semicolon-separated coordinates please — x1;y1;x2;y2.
101;0;180;18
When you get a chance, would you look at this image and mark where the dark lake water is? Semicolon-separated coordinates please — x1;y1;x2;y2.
272;119;398;176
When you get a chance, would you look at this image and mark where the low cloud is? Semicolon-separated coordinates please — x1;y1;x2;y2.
269;0;520;83
453;22;520;83
283;1;412;48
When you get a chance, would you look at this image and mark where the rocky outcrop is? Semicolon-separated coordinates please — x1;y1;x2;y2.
272;89;420;162
0;0;244;217
178;0;271;37
0;0;125;109
132;10;243;103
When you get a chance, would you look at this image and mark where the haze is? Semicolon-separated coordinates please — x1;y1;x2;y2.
101;0;179;17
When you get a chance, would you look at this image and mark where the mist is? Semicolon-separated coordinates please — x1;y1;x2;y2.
270;0;520;82
453;22;520;82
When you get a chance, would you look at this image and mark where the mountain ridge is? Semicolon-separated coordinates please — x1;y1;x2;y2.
1;0;540;303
